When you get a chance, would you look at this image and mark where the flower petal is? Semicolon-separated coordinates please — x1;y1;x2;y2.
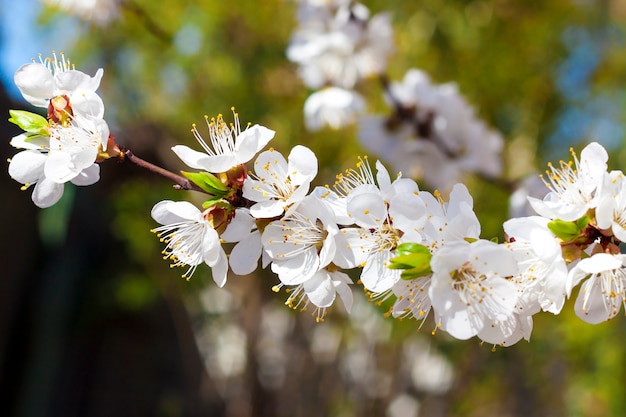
70;164;100;186
32;178;64;208
233;124;275;164
8;150;45;184
14;63;54;107
229;231;262;275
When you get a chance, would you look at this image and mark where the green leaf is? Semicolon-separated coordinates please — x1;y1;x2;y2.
182;171;229;195
548;217;587;242
395;242;431;256
8;110;48;134
388;245;433;281
400;264;432;280
201;196;228;209
575;215;589;230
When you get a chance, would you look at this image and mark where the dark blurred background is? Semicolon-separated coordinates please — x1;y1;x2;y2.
2;1;626;416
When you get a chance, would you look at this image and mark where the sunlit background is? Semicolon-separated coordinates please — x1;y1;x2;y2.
2;1;626;416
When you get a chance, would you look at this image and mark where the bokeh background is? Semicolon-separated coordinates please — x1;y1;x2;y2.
2;0;626;416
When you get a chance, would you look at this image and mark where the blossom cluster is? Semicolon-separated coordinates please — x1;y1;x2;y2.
358;69;505;191
8;2;626;350
287;0;393;131
147;131;626;347
8;52;111;208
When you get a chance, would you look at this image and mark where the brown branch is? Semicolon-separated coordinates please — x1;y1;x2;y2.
120;148;209;194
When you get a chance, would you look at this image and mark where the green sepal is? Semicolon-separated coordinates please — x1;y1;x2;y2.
201;196;228;209
182;171;229;195
548;216;589;243
8;110;49;135
388;243;433;280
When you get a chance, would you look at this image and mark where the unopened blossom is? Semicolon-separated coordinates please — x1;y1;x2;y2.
172;111;275;174
151;200;228;287
567;253;626;324
243;145;318;218
504;216;568;315
14;51;105;118
528;142;608;221
303;87;365;131
429;240;520;344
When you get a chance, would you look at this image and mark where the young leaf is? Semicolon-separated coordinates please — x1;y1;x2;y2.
181;171;229;195
8;110;48;135
548;218;587;243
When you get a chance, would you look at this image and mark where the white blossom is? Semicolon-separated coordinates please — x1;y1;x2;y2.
303;87;365;131
151;200;228;287
172;111;275;174
567;253;626;324
243;145;318;218
8;115;108;208
429;240;521;344
14;52;105;118
596;170;626;242
504;216;568;315
287;1;393;89
358;69;503;191
528;142;608;221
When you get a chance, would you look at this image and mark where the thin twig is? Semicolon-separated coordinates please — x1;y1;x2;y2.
120;148;208;194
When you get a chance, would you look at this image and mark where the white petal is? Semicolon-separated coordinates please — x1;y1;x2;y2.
8;150;45;184
347;191;387;229
360;251;400;293
254;149;288;177
32;178;64;208
304;271;336;308
250;199;285;218
56;69;101;95
332;271;354;313
70;91;105;118
171;145;214;170
271;248;319;285
287;145;318;185
575;278;614;324
229;231;262;275
221;208;255;242
44;151;77;183
210;249;229;288
14;63;54;107
10;133;48;150
70;164;100;186
151;200;202;224
233;124;275;164
202;227;222;266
